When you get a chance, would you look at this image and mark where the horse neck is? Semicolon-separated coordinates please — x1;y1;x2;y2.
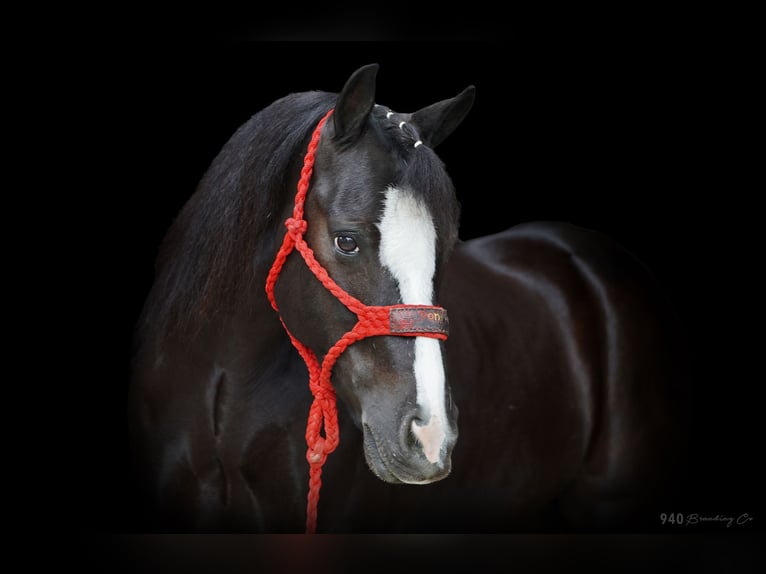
134;220;296;390
191;243;294;377
136;94;338;390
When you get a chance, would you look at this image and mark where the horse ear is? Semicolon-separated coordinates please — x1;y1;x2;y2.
333;63;379;142
410;86;476;148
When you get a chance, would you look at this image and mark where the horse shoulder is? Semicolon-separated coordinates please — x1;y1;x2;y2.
129;316;312;531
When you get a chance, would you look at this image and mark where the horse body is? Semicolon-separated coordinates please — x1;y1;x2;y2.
129;65;689;533
434;222;689;531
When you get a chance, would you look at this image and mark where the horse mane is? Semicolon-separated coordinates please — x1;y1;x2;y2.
136;90;337;345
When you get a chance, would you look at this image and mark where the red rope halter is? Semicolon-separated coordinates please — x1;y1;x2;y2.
265;109;449;533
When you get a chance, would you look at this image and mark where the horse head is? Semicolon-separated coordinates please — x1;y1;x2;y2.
272;64;474;484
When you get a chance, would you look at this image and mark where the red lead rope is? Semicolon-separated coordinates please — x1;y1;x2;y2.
265;109;449;533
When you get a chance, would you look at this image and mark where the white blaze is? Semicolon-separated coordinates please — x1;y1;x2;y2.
377;186;448;464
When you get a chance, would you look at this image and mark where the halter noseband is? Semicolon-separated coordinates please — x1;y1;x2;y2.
264;109;450;533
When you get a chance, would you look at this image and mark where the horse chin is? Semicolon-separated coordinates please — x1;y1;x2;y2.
362;437;405;484
362;423;451;485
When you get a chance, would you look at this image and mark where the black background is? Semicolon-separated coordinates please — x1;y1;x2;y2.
32;7;762;571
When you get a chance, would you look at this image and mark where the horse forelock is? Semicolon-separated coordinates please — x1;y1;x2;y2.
369;106;461;258
400;148;461;257
136;91;337;345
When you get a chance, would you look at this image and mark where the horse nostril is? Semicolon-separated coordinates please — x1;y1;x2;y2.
411;414;426;427
405;426;419;451
401;410;424;451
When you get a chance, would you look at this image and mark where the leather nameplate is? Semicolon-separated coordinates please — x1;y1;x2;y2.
389;306;449;336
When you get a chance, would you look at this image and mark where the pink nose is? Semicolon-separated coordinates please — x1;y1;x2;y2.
411;415;446;463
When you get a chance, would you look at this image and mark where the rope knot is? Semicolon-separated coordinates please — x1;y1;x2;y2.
306;440;328;467
285;217;308;237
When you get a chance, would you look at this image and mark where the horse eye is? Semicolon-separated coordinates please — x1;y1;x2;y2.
334;235;359;254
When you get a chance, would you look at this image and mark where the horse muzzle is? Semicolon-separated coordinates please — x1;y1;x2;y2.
362;410;457;485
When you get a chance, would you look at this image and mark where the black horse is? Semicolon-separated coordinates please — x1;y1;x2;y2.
129;63;689;533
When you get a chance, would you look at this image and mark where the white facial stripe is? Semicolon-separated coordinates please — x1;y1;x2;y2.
377;186;449;463
377;186;436;304
412;338;447;463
